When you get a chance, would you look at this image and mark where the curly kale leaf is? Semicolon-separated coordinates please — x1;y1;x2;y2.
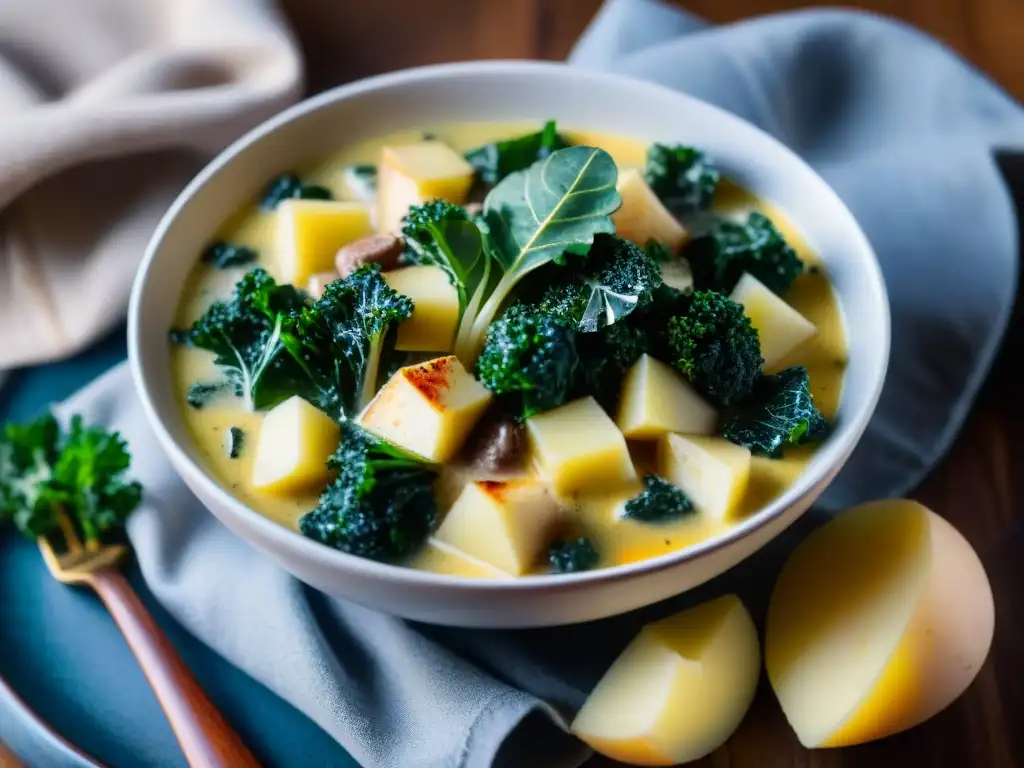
260;172;333;210
281;264;413;419
548;537;599;573
475;311;579;419
47;416;143;544
687;212;803;295
0;414;141;546
465;120;571;186
201;241;257;269
722;366;831;457
666;290;763;407
644;143;719;215
0;414;61;536
299;422;437;562
529;235;663;332
170;268;308;412
623;475;694;523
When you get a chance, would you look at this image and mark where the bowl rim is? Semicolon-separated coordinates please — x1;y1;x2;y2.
128;58;890;592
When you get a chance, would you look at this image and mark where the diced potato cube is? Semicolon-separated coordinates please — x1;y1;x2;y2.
657;434;751;522
382;265;460;352
526;397;638;498
409;539;509;579
378;141;476;233
276;200;374;285
766;500;994;748
251;396;340;495
571;595;761;765
358;356;491;462
434;480;563;575
612;168;689;251
618;354;717;440
729;272;817;371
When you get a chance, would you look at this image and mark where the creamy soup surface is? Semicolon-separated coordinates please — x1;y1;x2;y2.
171;122;847;578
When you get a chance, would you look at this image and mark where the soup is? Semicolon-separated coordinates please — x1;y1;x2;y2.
170;122;846;579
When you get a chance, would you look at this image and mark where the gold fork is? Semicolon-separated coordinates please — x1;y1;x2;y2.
39;514;261;768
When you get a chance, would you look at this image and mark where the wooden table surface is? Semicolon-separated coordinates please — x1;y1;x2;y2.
282;2;1024;766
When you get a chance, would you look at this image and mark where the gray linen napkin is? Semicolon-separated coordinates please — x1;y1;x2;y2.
32;1;1024;766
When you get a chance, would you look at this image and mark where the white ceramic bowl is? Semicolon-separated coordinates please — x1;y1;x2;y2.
128;61;889;628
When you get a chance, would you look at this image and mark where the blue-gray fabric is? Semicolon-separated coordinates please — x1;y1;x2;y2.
4;1;1021;766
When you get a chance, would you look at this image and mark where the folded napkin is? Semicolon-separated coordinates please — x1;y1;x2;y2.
0;0;302;371
10;1;1024;767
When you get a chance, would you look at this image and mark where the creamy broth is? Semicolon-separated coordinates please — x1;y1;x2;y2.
171;123;847;577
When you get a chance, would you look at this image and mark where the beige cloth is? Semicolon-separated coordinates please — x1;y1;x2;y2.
0;0;303;369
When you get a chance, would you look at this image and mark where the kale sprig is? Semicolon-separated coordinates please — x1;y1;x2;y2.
687;212;803;295
723;366;831;457
169;268;307;412
475;310;579;420
299;422;438;561
0;414;141;546
623;475;694;523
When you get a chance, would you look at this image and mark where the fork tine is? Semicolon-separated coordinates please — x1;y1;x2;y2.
38;535;63;576
55;511;83;557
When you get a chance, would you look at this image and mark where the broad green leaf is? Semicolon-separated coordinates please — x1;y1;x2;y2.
482;146;620;276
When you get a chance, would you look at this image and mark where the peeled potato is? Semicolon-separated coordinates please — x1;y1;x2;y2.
765;499;994;748
571;595;760;765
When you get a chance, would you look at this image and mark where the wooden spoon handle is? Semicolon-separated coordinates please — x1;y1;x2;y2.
0;738;24;767
89;569;261;768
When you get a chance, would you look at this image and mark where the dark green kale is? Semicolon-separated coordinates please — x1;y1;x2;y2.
260;172;333;210
475;311;579;419
644;143;719;215
548;536;599;574
185;379;239;409
528;235;662;332
573;320;649;412
299;422;438;562
686;212;803;295
280;264;414;419
0;414;141;546
666;290;763;407
623;475;695;523
225;427;245;460
722;366;831;457
201;241;257;269
465;120;571;186
170;268;308;412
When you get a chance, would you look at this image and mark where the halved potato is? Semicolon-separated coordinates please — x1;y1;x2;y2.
572;595;760;765
766;499;995;748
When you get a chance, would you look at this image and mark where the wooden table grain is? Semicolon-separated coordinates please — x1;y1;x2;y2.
283;2;1023;766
